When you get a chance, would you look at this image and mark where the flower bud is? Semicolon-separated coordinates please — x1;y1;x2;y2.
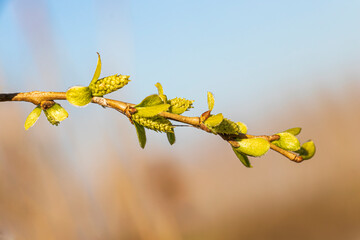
43;103;69;126
296;140;316;160
272;132;300;151
66;86;93;107
235;138;270;157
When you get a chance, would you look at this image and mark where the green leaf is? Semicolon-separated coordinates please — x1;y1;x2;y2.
284;127;302;136
296;140;316;160
24;106;42;130
136;94;163;108
207;92;215;111
232;147;252;168
272;132;300;151
207;118;240;135
44;103;69;126
167;132;176;145
236;122;248;134
135;104;170;118
66;86;93;107
134;121;146;149
235;138;270;157
204;113;224;127
90;52;102;85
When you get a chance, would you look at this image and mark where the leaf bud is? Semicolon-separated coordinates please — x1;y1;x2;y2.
66;86;93;107
234;138;270;157
296;140;316;160
272;132;300;151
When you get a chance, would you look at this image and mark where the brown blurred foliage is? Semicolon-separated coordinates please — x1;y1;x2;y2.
0;82;360;240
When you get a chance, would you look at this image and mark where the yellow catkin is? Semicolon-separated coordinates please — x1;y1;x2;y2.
89;74;130;96
168;97;194;114
132;115;173;133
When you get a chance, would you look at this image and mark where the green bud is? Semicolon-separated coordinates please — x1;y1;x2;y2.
24;106;42;130
167;132;176;145
204;113;224;127
232;147;252;168
272;132;300;151
168;97;194;115
207;91;215;111
235;138;270;157
134;121;146;149
284;127;302;136
66;86;93;107
132;115;173;133
89;74;130;97
296;140;316;160
236;122;248;134
43;103;69;126
207;118;240;135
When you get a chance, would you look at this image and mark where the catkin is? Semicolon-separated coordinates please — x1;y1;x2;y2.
168;97;194;114
89;74;130;96
132;114;173;133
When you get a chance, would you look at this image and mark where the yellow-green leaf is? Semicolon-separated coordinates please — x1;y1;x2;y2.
155;82;164;95
296;140;316;160
207;91;215;111
24;106;42;130
232;147;252;168
66;86;93;107
167;132;176;145
235;138;270;157
90;52;102;85
135;104;170;118
136;94;163;108
272;132;300;151
134;121;146;149
204;113;224;127
284;127;302;136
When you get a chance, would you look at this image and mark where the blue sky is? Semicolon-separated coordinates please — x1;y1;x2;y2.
0;0;359;130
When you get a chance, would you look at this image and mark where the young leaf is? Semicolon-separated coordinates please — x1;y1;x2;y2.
272;132;300;151
235;138;270;157
167;132;176;145
24;106;42;130
135;104;170;118
90;52;102;85
204;113;224;127
66;86;93;107
207;92;215;111
284;127;302;136
207;118;240;135
296;140;316;160
232;147;252;168
136;94;163;108
134;121;146;149
155;82;164;95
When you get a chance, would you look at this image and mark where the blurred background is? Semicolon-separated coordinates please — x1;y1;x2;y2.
1;0;360;239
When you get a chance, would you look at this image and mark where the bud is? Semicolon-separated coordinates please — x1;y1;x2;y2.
132;115;173;133
272;132;300;151
296;140;316;160
235;138;270;157
66;86;93;107
236;121;248;134
24;106;42;130
43;103;69;126
89;74;130;97
207;118;240;135
168;97;194;114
